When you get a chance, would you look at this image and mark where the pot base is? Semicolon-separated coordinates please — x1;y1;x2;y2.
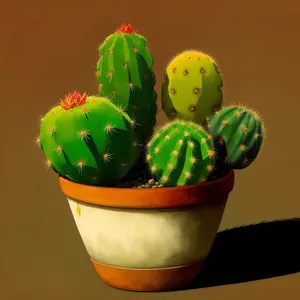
90;258;205;292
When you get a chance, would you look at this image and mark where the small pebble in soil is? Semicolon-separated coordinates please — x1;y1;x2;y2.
148;179;155;186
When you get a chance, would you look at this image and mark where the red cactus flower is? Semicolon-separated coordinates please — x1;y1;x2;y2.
60;91;87;110
115;23;135;34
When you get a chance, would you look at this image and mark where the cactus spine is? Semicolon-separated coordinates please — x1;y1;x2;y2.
161;50;223;125
146;120;215;187
38;91;138;186
96;23;157;143
208;105;265;169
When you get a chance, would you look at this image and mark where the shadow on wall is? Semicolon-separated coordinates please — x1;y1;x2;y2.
184;218;300;290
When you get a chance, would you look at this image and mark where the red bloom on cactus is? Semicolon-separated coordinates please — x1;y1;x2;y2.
115;23;135;34
60;91;87;110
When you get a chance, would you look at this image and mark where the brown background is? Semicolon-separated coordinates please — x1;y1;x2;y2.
1;0;300;299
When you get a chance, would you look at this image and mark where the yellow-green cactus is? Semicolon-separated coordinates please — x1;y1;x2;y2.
161;50;223;125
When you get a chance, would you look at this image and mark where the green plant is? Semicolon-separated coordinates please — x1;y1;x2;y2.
208;105;265;169
146;120;216;187
161;50;223;125
95;23;157;143
37;91;138;186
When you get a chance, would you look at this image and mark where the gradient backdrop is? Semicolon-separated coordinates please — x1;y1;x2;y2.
1;0;300;299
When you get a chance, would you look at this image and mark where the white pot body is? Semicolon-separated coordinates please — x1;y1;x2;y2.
67;197;227;269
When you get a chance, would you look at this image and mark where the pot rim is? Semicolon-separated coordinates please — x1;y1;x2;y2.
59;169;234;209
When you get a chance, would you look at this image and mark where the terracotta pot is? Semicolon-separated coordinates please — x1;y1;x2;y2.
59;169;235;292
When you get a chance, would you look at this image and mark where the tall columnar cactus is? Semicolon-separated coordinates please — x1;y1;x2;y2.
161;50;223;125
37;91;138;186
95;23;157;143
146;120;216;187
208;105;265;169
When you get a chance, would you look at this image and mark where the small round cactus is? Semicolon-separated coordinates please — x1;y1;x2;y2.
37;91;139;186
208;105;265;169
161;50;223;125
146;120;216;187
96;23;157;143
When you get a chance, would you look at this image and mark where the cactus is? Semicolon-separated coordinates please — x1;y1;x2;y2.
161;50;223;126
206;136;230;180
37;91;139;186
95;23;157;143
208;105;265;169
146;120;216;187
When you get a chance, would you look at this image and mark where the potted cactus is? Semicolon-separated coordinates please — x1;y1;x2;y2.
35;25;265;292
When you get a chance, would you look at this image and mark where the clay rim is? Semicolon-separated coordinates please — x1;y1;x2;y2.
59;169;234;209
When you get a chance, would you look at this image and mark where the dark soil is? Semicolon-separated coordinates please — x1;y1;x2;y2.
116;153;163;188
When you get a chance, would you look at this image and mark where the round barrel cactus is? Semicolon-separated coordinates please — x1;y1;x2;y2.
96;23;157;143
161;50;223;125
146;120;215;187
208;105;265;169
37;91;138;186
